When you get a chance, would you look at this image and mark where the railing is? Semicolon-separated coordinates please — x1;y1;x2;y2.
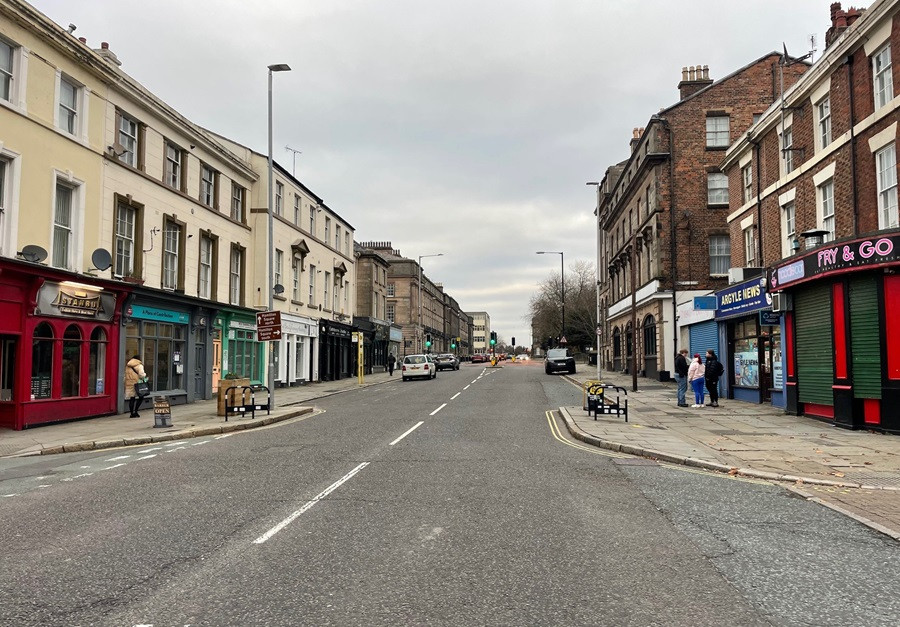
583;382;628;423
224;385;271;421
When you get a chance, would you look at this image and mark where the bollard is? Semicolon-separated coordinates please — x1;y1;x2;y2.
153;395;172;428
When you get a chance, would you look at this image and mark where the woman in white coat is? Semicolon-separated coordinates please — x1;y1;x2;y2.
687;353;706;408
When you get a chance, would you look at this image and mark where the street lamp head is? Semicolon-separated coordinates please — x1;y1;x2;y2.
586;181;600;186
268;63;291;72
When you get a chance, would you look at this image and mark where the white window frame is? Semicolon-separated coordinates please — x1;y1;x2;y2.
164;141;182;190
387;282;395;297
274;248;283;288
743;226;757;267
50;172;84;271
162;220;181;290
709;235;730;276
876;143;899;229
742;164;753;203
199;234;213;299
291;257;300;301
873;43;894;110
707;172;729;205
817;97;832;151
706;116;730;148
114;202;135;278
781;125;794;175
335;225;341;249
118;112;139;168
231;183;244;222
324;217;331;243
310;206;316;235
0;148;21;258
275;181;283;216
229;247;243;305
56;73;84;138
782;201;796;258
818;179;836;242
345;232;350;255
344;280;349;312
324;271;331;310
387;303;395;323
294;195;301;225
308;264;316;305
200;164;216;208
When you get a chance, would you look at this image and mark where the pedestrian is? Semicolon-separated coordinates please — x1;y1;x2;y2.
674;348;689;407
124;354;147;418
688;354;706;408
387;352;396;376
704;349;724;408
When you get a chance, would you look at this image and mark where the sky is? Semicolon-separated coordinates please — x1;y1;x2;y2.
33;0;829;347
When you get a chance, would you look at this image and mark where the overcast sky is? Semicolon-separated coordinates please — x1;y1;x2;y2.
34;0;828;347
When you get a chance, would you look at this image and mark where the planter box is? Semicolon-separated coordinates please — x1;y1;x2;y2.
217;378;251;416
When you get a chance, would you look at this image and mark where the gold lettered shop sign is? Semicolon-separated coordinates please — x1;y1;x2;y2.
35;281;116;320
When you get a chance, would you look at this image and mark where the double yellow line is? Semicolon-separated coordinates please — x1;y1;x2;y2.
544;410;629;459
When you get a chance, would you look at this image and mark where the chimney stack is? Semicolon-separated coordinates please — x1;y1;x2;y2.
825;3;865;49
678;64;713;100
630;127;644;153
93;41;122;67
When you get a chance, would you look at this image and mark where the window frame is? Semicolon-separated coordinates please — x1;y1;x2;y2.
114;200;136;278
817;97;832;150
291;256;301;301
274;248;284;291
783;201;796;258
198;231;217;301
161;216;185;291
229;244;245;306
230;182;246;223
742;164;753;203
308;264;317;305
164;140;186;192
743;226;757;266
707;172;729;205
51;174;84;271
200;163;218;209
294;195;301;225
116;110;142;169
57;73;82;137
873;43;894;110
876;143;899;229
275;181;284;217
709;235;731;276
0;36;16;105
781;125;794;175
818;179;836;242
705;115;730;148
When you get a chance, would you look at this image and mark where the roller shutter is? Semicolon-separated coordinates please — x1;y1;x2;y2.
849;275;881;399
690;320;718;361
795;284;834;406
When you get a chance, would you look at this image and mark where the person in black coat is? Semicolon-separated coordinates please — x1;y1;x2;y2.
674;348;689;407
704;349;723;407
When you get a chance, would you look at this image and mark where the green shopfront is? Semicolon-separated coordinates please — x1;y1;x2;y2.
215;308;264;384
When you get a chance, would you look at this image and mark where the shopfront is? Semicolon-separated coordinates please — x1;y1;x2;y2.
215;308;264;384
0;259;130;430
715;276;782;406
389;324;403;363
769;232;900;432
122;291;215;410
319;319;353;381
276;313;318;385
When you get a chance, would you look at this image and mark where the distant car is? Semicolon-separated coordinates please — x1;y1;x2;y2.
515;353;528;361
471;354;487;363
434;354;460;371
402;354;437;381
545;348;576;375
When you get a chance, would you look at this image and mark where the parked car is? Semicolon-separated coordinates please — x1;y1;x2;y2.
471;353;487;363
402;354;437;381
434;354;460;371
544;348;576;375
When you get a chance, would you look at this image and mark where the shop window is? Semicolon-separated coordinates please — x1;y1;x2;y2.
31;323;54;399
61;325;82;398
228;329;259;379
89;327;107;395
128;320;185;393
733;319;760;387
1;336;16;401
642;315;657;357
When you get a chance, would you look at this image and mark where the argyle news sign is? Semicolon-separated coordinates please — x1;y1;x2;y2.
769;233;900;291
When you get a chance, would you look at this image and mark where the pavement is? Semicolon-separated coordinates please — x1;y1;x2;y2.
0;371;397;458
560;368;900;541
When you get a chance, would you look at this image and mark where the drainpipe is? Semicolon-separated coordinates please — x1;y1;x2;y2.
660;117;678;366
847;53;859;237
753;137;763;263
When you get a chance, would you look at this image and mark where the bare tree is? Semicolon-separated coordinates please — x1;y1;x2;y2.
528;260;597;351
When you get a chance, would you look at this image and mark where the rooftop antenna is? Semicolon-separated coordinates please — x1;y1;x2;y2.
285;146;302;178
808;33;818;64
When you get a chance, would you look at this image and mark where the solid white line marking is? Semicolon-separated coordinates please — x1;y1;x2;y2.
451;392;461;400
253;462;369;545
38;485;51;489
136;454;157;460
163;442;182;447
464;385;471;390
192;440;210;446
215;434;233;439
390;421;425;446
136;448;162;454
3;494;18;498
101;463;126;471
166;446;187;453
471;380;478;384
430;403;447;416
106;455;131;461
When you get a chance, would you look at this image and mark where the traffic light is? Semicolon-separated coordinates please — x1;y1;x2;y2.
425;334;432;349
511;336;516;347
451;339;456;349
489;331;497;346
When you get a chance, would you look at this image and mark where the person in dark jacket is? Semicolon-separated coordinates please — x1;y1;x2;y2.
674;348;689;407
704;349;722;407
387;353;396;376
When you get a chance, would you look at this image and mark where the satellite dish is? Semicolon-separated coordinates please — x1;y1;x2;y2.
91;248;113;271
19;245;48;263
273;284;285;295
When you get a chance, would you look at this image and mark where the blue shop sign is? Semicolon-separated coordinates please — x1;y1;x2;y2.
716;276;772;319
129;304;190;324
759;310;782;326
693;296;717;310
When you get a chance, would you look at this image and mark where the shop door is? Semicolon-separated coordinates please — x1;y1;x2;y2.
850;276;881;424
795;284;834;408
194;341;205;397
690;320;718;362
212;338;222;392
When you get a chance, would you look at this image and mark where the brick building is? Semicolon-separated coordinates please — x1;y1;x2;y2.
596;55;808;381
721;1;900;433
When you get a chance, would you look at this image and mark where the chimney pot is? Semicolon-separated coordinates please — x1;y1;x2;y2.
681;66;689;81
78;37;86;44
703;65;709;80
101;41;109;50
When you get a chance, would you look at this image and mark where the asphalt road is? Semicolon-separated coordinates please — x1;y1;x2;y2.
0;361;898;626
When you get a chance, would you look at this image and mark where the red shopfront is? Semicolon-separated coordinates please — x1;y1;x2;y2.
0;260;130;430
768;232;900;433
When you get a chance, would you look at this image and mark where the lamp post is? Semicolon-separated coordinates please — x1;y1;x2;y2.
417;253;443;353
536;251;565;345
267;63;291;409
587;181;602;380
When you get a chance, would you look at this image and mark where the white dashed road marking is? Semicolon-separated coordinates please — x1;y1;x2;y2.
106;455;131;461
451;392;461;400
390;421;425;446
430;403;447;416
136;454;157;461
